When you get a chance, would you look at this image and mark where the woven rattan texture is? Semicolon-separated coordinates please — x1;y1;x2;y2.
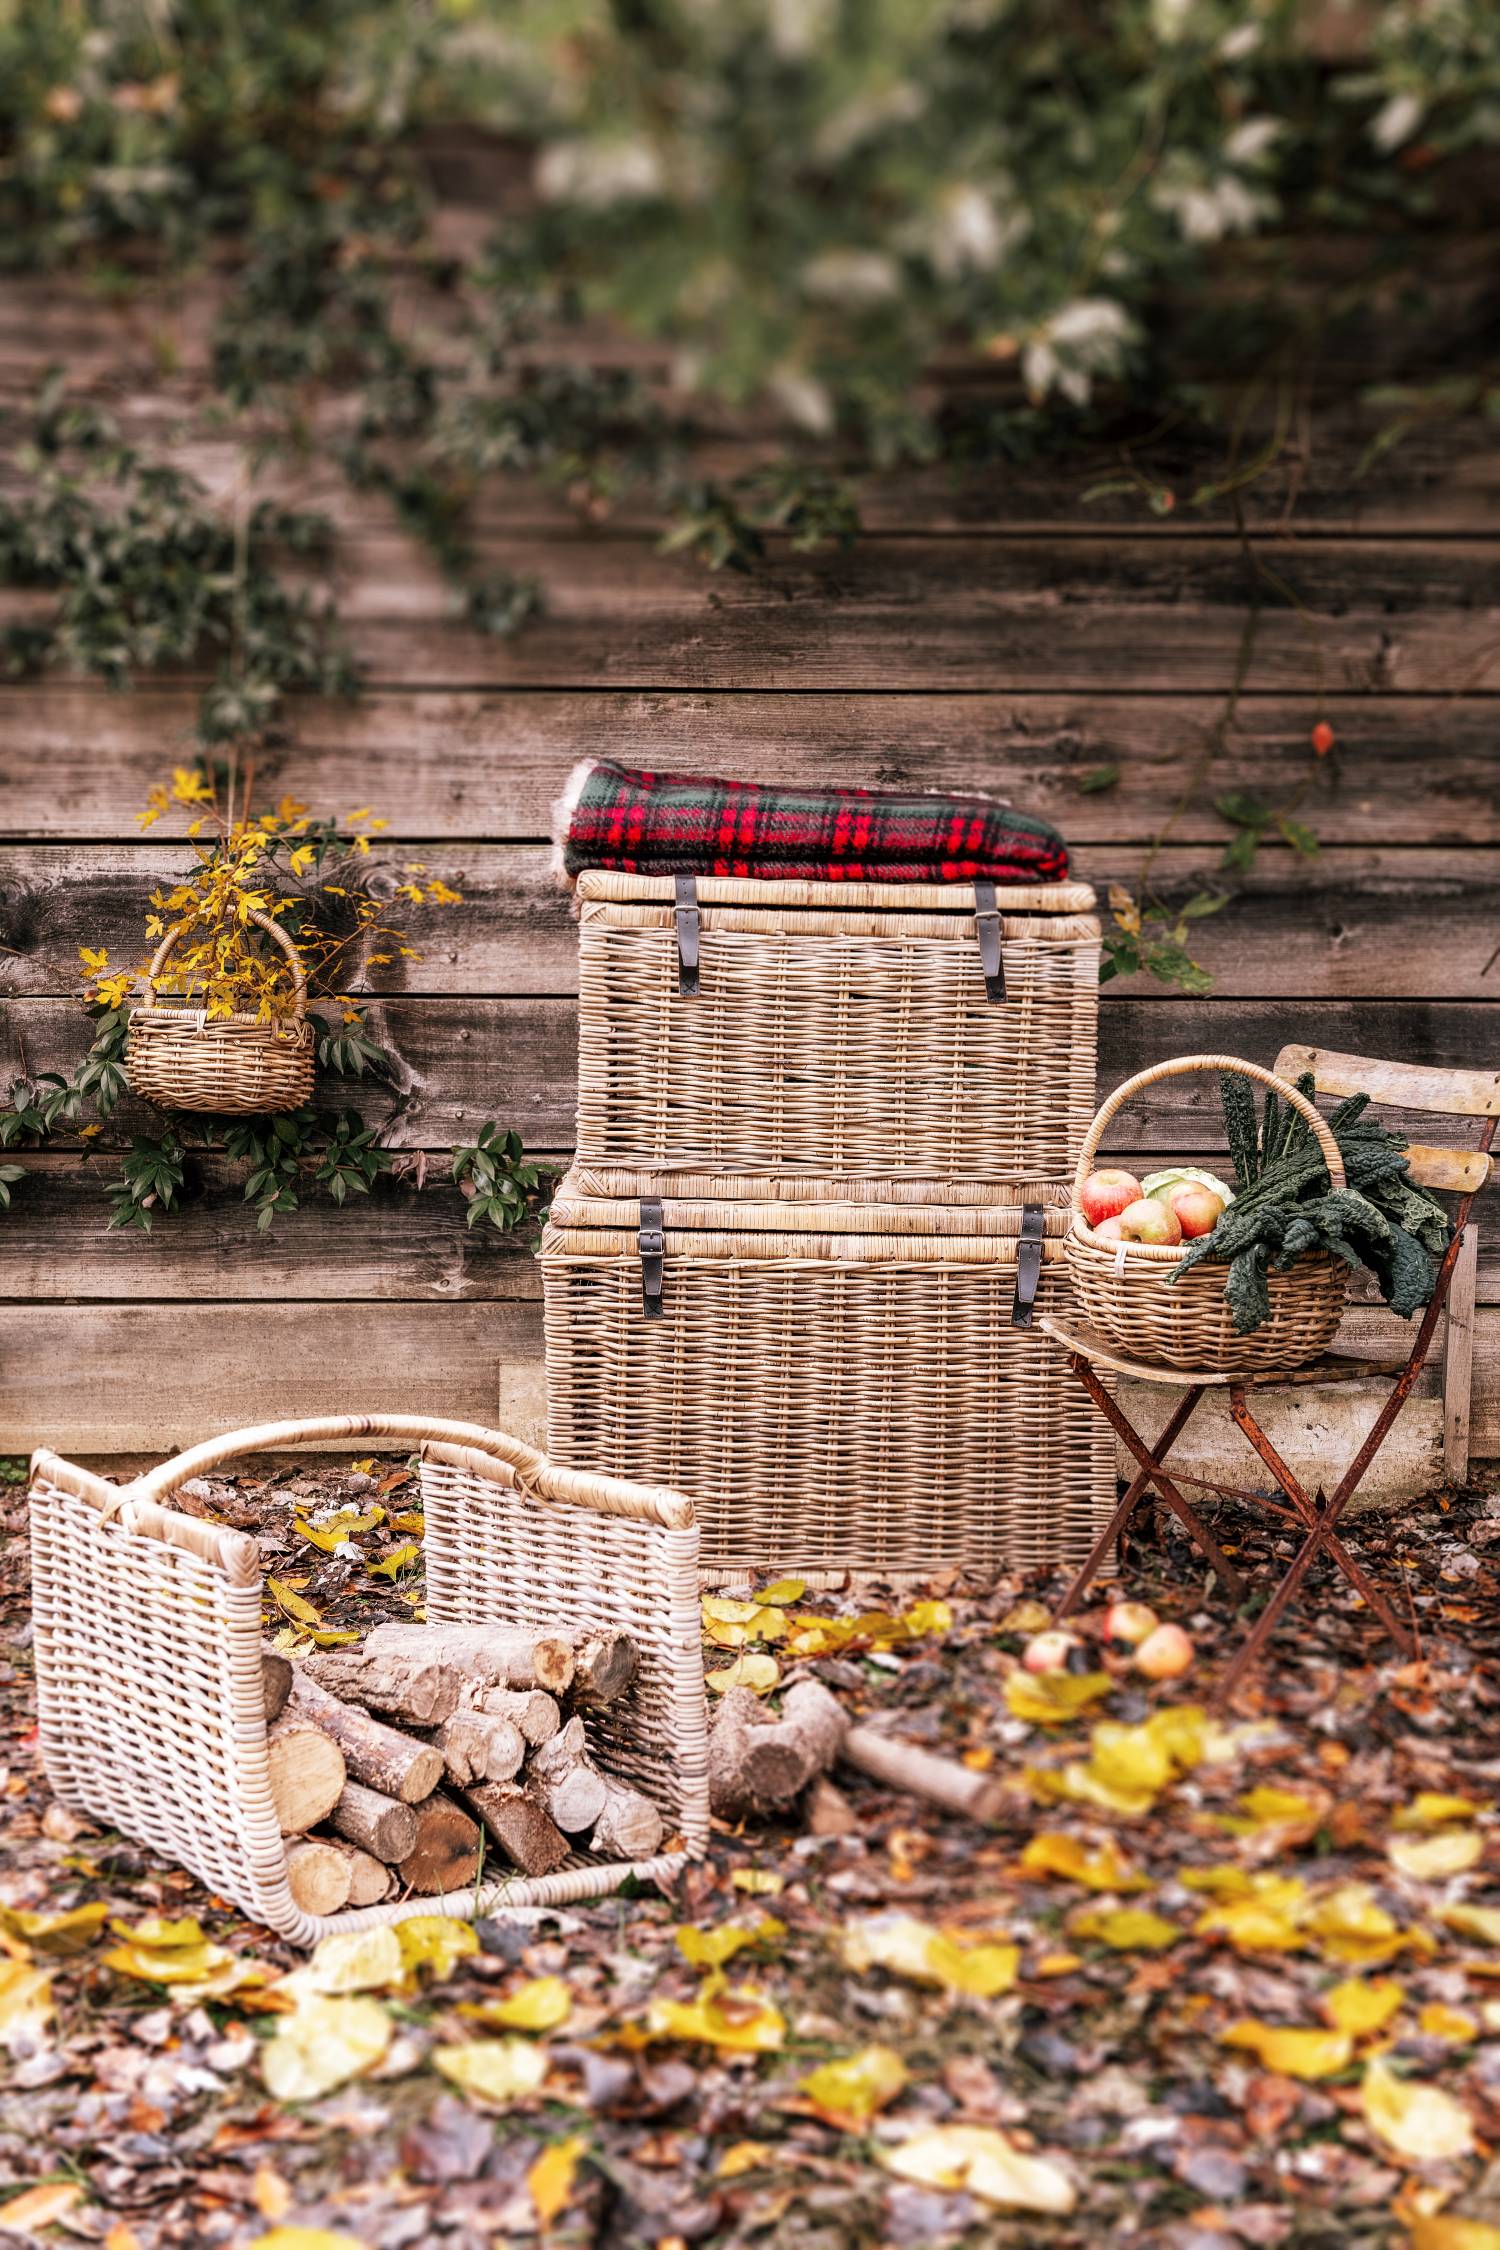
1065;1054;1351;1374
574;879;1100;1187
541;1189;1116;1581
126;1010;316;1116
29;1421;707;1946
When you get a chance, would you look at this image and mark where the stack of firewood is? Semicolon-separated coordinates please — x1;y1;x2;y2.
262;1621;662;1914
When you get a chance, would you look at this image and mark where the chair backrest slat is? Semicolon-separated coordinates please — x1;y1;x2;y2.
1275;1043;1500;1121
1400;1143;1492;1193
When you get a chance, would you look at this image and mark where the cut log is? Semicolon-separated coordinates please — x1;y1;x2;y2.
527;1717;608;1835
284;1837;354;1917
590;1778;665;1859
571;1631;639;1707
287;1667;444;1805
365;1621;575;1695
841;1720;1007;1826
328;1778;420;1864
300;1647;460;1728
465;1782;569;1878
464;1685;561;1745
266;1714;348;1836
707;1685;833;1822
323;1838;394;1906
262;1651;294;1724
394;1798;483;1895
426;1709;526;1787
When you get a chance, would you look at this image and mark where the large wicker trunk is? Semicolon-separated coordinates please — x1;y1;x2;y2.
574;872;1100;1189
541;1176;1116;1584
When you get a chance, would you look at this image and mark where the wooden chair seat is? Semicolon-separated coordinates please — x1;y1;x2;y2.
1038;1315;1395;1392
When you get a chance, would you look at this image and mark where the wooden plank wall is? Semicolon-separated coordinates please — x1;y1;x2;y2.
1;206;1497;1476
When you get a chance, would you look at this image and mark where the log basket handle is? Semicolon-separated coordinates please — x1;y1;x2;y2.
1071;1053;1346;1260
139;906;309;1028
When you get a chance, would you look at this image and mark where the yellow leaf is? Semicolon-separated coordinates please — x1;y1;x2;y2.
110;1915;206;1948
1072;1906;1181;1953
1409;2217;1500;2249
645;1980;786;2054
882;2125;1075;2215
1439;1903;1500;1947
1394;1793;1488;1831
702;1597;761;1626
1218;1786;1322;1837
1323;1977;1404;2036
706;1652;780;1695
1019;1833;1149;1892
1388;1830;1482;1881
463;1976;573;2033
1360;2055;1474;2161
0;1960;54;2050
676;1919;784;1971
716;2142;771;2178
800;2044;908;2127
395;1918;478;1983
843;1914;1018;1998
1419;2003;1479;2043
757;1580;806;1606
103;1939;245;1988
295;1926;404;1996
528;2134;587;2227
1034;1950;1083;1977
368;1543;421;1579
267;1578;321;1627
1005;1670;1114;1726
253;2163;292;2219
1194;1874;1309;1954
263;1995;392;2103
0;2183;84;2232
731;1870;784;1896
433;2038;549;2106
1222;2020;1354;2080
1305;1885;1408;1966
249;2232;371;2250
900;1599;953;1638
0;1902;108;1956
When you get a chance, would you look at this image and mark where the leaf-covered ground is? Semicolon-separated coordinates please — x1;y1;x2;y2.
3;1455;1500;2250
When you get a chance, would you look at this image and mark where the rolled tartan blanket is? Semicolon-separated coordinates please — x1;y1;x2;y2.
554;759;1069;886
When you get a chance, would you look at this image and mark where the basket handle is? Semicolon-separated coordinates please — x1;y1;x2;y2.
140;907;308;1019
112;1414;694;1528
1072;1053;1346;1210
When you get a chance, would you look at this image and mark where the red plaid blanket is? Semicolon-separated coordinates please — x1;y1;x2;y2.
557;760;1069;885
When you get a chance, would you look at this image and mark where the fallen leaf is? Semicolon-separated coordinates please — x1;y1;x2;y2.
1389;1830;1482;1881
1323;1977;1405;2036
109;1915;206;1948
1004;1669;1114;1725
645;1979;786;2054
1019;1833;1149;1893
1439;1903;1500;1947
433;2038;549;2106
1306;1885;1410;1966
1071;1906;1180;1952
462;1975;572;2032
1361;2055;1474;2159
800;2045;908;2127
1394;1793;1488;1830
882;2125;1075;2214
0;2183;84;2232
731;1870;784;1896
844;1914;1018;1998
0;1903;108;1956
757;1580;806;1605
395;1917;479;1983
1195;1875;1310;1953
262;1995;392;2102
1419;2003;1479;2043
705;1652;780;1695
716;2142;772;2178
368;1542;421;1579
249;2233;372;2250
1409;2218;1500;2249
1222;2020;1354;2080
1218;1785;1324;1842
267;1578;321;1626
103;1939;251;1990
676;1919;784;1971
293;1926;404;1996
253;2164;292;2218
528;2134;588;2226
0;1959;53;2049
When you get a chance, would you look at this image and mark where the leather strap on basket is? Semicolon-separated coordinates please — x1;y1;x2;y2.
974;880;1005;1003
1011;1203;1045;1327
674;876;700;997
639;1196;666;1317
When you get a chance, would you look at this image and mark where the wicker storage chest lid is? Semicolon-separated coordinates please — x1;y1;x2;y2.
541;1174;1116;1585
574;871;1100;1192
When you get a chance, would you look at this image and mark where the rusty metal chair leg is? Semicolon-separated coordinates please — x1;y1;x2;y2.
1066;1361;1247;1603
1055;1376;1206;1618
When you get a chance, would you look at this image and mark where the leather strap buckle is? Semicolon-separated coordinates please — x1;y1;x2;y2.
639;1196;665;1317
675;874;700;997
1011;1202;1045;1328
974;878;1005;1003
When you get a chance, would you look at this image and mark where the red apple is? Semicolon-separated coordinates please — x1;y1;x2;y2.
1153;1182;1225;1240
1104;1600;1159;1646
1092;1215;1125;1243
1117;1197;1182;1246
1080;1168;1141;1230
1135;1623;1194;1680
1022;1629;1080;1674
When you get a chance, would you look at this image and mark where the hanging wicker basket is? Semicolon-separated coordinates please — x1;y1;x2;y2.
1064;1054;1350;1374
125;907;316;1117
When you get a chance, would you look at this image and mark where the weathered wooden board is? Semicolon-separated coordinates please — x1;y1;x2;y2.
7;841;1498;1003
4;1298;1494;1464
4;534;1496;693
3;688;1491;847
4;995;1492;1154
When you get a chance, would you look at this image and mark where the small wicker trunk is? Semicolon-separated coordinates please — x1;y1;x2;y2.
542;1175;1116;1584
574;872;1100;1189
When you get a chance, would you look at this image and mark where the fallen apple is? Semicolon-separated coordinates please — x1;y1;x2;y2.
1135;1623;1194;1680
1104;1600;1159;1646
1079;1168;1141;1231
1022;1629;1079;1674
1151;1181;1225;1240
1117;1197;1182;1247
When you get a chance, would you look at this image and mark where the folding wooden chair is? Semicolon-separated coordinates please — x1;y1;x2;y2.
1044;1045;1496;1694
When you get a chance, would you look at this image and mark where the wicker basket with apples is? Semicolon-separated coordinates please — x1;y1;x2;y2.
1066;1055;1349;1374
